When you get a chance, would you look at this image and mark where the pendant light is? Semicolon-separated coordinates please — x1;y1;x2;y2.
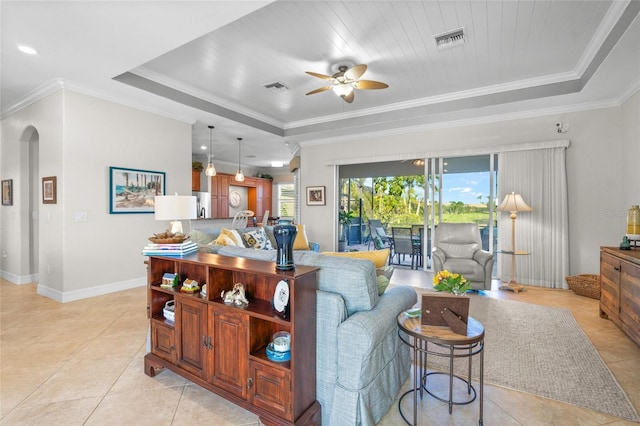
235;137;245;182
204;125;217;177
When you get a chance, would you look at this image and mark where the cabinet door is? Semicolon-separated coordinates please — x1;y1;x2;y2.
620;260;640;342
151;321;177;364
249;360;292;420
600;252;620;320
209;306;248;398
176;297;208;378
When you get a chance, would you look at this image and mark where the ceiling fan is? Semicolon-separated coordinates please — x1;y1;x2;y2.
305;64;388;103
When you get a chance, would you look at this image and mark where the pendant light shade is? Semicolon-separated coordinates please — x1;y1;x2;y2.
235;137;245;182
205;125;217;177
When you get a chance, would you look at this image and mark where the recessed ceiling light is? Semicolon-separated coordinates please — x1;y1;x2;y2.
271;161;284;168
200;145;207;150
18;44;37;55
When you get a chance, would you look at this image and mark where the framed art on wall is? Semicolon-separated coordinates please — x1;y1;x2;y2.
2;179;12;206
306;186;325;206
42;176;57;204
109;166;165;214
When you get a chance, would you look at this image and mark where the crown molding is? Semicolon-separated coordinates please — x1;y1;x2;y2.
131;67;284;129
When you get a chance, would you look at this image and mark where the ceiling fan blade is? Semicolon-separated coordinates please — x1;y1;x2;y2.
305;86;332;96
345;64;367;80
305;71;334;81
354;80;389;90
341;91;355;103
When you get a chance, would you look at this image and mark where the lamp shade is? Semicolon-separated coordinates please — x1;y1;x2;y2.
155;195;197;221
497;192;533;213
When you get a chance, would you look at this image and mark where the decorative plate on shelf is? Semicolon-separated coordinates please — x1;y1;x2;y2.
229;190;241;208
273;280;289;313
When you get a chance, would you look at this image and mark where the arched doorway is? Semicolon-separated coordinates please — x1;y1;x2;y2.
19;126;39;282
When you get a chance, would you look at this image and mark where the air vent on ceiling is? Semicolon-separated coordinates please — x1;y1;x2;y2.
263;81;288;91
434;27;465;50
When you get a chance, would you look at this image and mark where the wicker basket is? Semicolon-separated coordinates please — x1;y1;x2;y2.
565;274;601;299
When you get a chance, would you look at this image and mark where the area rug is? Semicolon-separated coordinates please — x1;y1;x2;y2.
415;293;640;422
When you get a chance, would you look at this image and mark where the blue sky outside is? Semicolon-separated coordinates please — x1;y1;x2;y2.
442;172;493;205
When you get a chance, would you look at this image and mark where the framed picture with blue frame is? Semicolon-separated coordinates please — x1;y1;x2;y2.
109;166;165;214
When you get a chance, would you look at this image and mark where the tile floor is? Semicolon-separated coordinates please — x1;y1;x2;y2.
1;271;638;425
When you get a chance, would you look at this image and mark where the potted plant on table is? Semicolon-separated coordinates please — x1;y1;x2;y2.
338;210;356;252
433;270;472;295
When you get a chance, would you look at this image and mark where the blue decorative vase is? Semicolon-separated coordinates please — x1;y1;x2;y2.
274;224;297;270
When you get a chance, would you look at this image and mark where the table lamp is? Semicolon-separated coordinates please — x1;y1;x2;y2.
497;192;533;291
155;194;197;234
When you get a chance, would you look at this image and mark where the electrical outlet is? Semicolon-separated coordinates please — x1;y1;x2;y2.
74;211;87;222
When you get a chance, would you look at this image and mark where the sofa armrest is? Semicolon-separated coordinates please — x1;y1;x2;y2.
316;290;348;413
335;286;417;389
473;250;493;266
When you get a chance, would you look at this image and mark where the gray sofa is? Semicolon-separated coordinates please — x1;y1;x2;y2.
188;223;319;253
214;245;417;425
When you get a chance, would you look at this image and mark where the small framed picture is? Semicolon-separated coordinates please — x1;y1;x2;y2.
42;176;57;204
306;186;325;206
2;179;13;206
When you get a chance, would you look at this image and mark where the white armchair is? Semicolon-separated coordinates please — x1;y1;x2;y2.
432;223;494;290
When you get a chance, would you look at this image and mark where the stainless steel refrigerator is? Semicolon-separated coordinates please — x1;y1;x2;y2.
192;192;210;219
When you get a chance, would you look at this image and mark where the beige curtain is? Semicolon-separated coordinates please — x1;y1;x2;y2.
498;147;569;288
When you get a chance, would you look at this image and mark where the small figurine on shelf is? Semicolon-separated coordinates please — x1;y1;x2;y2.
221;283;249;306
620;236;632;250
161;273;179;289
181;278;200;293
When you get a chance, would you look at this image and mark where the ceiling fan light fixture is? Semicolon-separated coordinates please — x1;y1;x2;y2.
205;125;216;177
332;84;354;97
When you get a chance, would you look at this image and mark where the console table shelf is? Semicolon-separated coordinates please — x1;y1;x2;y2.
145;252;321;426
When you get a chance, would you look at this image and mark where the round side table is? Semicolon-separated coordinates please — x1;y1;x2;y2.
397;312;485;426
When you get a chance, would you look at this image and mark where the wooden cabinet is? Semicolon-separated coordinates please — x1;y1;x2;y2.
192;171;201;191
600;247;640;346
210;173;272;220
145;253;321;425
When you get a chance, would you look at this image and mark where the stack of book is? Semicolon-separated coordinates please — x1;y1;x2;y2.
142;241;199;256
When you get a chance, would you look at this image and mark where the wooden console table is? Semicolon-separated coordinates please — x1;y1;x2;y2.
599;247;640;346
145;253;320;425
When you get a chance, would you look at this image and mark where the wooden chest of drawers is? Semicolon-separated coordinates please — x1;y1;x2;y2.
599;247;640;346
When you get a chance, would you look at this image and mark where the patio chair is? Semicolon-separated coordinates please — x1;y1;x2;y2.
390;227;420;269
367;219;392;250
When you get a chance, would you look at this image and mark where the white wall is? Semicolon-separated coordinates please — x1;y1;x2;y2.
1;91;64;284
299;92;640;277
1;89;192;301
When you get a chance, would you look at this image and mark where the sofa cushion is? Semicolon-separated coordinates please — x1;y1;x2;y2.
213;234;237;246
220;228;244;246
242;228;273;250
190;229;219;246
293;224;310;250
294;252;379;315
321;249;390;268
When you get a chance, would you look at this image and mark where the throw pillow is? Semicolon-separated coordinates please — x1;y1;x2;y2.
376;265;394;280
321;248;390;268
293;224;310;250
213;234;236;246
242;228;273;250
373;235;385;250
377;275;390;295
220;228;244;247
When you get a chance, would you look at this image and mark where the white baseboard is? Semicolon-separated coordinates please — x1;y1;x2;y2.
37;276;146;303
0;270;37;284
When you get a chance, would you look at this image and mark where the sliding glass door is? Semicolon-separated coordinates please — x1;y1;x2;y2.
425;154;498;271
